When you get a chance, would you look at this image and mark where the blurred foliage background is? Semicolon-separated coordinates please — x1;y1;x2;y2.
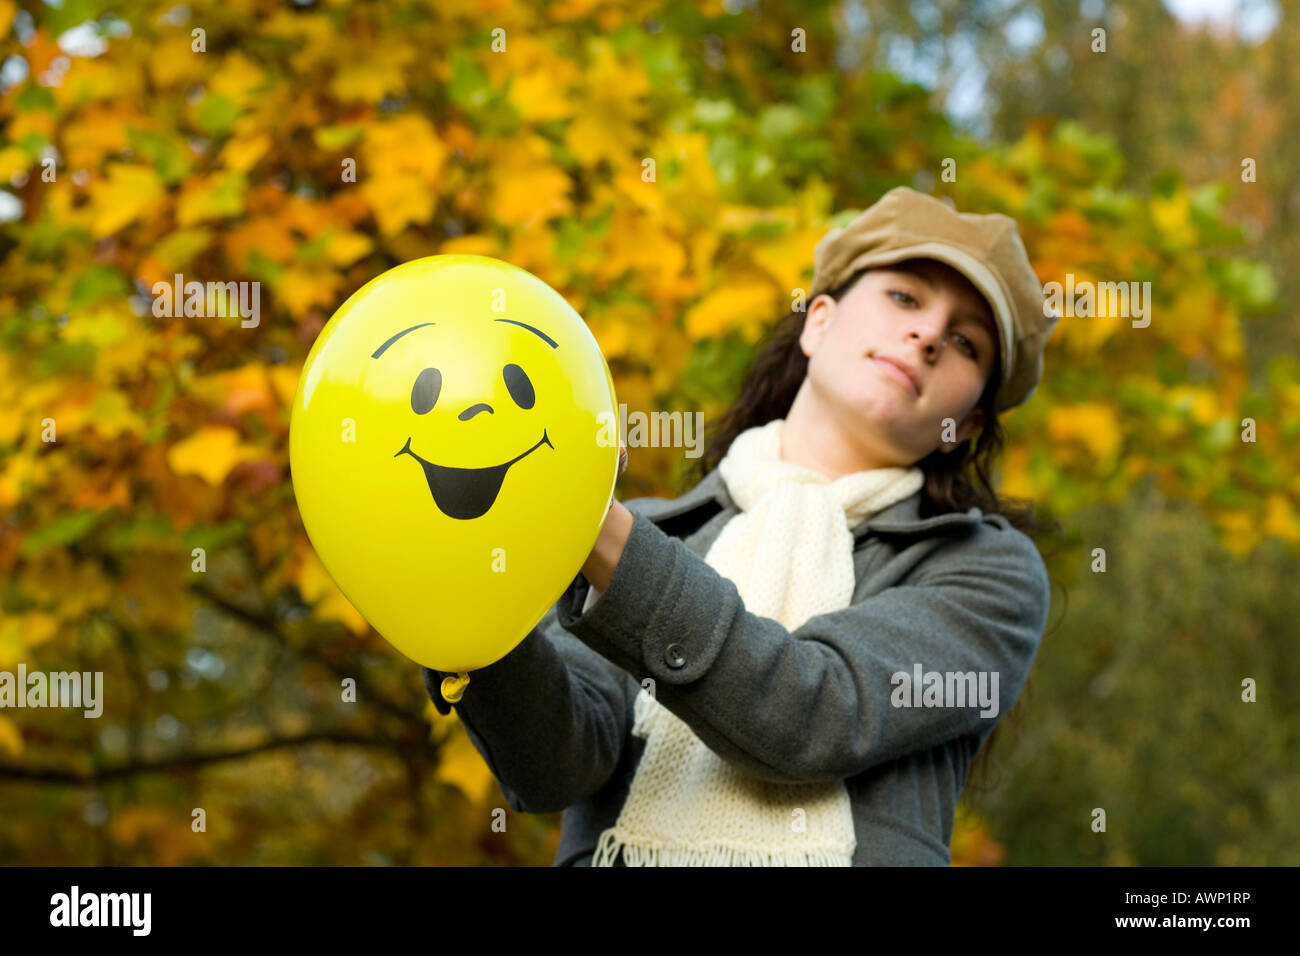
0;0;1296;865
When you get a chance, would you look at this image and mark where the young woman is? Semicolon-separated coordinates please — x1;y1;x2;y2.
424;186;1061;866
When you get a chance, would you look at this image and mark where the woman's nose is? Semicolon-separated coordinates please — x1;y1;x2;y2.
908;326;947;356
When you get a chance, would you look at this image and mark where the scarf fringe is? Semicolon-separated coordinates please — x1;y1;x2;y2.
593;828;853;866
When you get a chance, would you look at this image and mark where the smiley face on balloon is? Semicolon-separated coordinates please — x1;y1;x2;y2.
379;316;558;520
290;255;619;673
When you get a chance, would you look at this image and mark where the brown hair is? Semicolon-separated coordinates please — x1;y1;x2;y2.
682;259;1064;797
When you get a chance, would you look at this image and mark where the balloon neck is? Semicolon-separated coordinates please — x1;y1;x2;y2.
440;672;471;704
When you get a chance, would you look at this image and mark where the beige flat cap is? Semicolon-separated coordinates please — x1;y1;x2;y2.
810;186;1057;412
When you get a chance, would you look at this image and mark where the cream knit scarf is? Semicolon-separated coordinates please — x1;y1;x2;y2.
591;417;925;866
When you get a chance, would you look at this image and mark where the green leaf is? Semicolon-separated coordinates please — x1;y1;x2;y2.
1149;168;1182;198
105;513;176;549
447;48;490;111
193;93;240;137
34;339;98;376
693;99;735;127
16;83;57;114
20;509;108;556
757;104;804;142
295;233;329;263
69;266;130;310
1210;258;1278;313
181;521;249;552
313;125;365;150
127;128;193;185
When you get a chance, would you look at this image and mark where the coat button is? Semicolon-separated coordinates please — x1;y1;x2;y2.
664;643;687;669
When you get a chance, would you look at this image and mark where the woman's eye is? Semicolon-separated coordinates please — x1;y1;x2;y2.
888;289;918;307
503;363;535;409
952;332;977;358
411;367;442;414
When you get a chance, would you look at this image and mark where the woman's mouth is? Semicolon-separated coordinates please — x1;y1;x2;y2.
873;357;919;396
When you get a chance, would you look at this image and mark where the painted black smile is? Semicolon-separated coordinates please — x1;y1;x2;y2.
395;430;554;520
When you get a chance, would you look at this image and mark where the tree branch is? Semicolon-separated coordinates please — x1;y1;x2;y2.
0;731;409;784
190;583;428;726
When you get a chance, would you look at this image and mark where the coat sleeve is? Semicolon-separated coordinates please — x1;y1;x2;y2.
554;508;1051;784
421;592;638;815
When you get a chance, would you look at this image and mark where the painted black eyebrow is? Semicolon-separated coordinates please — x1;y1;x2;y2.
372;322;435;358
494;318;558;349
371;318;559;359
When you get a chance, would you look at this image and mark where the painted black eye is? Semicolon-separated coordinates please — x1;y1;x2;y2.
503;363;534;409
411;368;442;414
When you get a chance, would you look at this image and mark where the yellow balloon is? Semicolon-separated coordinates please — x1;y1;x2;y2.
289;255;619;674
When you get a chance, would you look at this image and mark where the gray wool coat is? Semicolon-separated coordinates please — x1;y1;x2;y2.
422;466;1051;866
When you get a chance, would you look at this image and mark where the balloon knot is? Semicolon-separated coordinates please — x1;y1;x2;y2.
441;672;471;704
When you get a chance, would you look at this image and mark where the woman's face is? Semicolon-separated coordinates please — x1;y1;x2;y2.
795;261;999;470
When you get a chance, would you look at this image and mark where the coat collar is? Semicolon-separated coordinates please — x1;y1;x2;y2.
650;466;983;541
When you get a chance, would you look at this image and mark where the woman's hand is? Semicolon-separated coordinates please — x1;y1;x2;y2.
580;442;631;596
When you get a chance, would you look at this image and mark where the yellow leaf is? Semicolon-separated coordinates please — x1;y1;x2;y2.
0;619;21;669
219;132;271;174
277;266;342;318
1045;403;1123;472
0;612;57;668
360;173;436;237
149;34;210;87
1168;385;1219;427
55;57;140;108
222;215;298;270
269;363;303;407
63;105;134;168
85;388;146;439
438;235;500;258
586;315;632;359
353;114;448;235
434;717;499;805
685;278;777;341
509;63;577;123
193;364;274;416
0;453;50;509
322;230;373;267
597;211;688;301
998;445;1035;500
656;129;721;216
487;134;573;227
330;45;415;102
1215;509;1262;559
565;109;639;169
295;542;369;635
0;715;22;759
150;228;215;272
0;145;28;180
751;225;822;296
89;164;165;237
210;52;267;105
166;425;252;484
1150;191;1196;249
1263;494;1300;545
176;172;247;227
61;305;130;350
360;114;448;180
969;155;1029;210
23;612;58;648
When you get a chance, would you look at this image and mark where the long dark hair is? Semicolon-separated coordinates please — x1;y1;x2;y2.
682;260;1064;799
